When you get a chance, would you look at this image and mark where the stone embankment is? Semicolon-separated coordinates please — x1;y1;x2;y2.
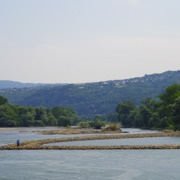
0;132;180;150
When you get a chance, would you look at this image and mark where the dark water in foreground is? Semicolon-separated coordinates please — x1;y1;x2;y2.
0;128;180;180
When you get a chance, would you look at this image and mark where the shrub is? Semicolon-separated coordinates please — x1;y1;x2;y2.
78;122;90;128
93;119;105;129
107;123;118;131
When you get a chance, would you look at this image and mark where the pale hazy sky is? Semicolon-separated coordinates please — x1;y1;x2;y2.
0;0;180;83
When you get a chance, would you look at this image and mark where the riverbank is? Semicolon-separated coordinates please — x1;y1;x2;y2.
0;127;25;131
0;131;180;150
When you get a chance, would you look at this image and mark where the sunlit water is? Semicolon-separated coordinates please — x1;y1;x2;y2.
0;128;180;180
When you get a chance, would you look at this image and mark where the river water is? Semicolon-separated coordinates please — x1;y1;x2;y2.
0;128;180;180
46;136;180;146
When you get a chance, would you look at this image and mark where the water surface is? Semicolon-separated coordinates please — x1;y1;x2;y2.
0;127;159;146
46;136;180;146
0;128;179;180
0;150;179;180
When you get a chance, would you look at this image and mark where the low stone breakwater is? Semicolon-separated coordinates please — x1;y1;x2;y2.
36;128;122;135
0;132;180;150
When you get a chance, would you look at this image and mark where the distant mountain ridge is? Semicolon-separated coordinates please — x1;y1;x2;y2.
0;70;180;115
0;80;52;89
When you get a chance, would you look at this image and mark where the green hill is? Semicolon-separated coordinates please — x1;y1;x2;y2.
0;71;180;115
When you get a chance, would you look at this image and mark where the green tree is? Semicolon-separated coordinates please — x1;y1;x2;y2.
0;96;8;105
0;104;18;127
116;100;136;127
46;113;57;126
159;84;180;105
57;116;73;127
138;105;152;128
170;96;180;130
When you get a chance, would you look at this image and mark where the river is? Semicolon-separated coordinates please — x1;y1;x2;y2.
0;128;179;180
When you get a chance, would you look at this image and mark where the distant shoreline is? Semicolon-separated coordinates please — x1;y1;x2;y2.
0;127;25;131
0;127;122;134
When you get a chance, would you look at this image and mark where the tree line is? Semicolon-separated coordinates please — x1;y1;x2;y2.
0;96;81;127
0;84;179;130
1;71;179;116
116;84;180;130
0;95;115;128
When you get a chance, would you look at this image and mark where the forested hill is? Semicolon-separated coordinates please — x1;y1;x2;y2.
0;70;180;115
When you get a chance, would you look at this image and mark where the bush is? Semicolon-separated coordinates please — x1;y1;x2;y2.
78;122;90;128
66;125;70;129
93;120;105;129
107;123;119;131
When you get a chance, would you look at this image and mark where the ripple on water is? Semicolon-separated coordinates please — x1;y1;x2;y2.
0;150;180;180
